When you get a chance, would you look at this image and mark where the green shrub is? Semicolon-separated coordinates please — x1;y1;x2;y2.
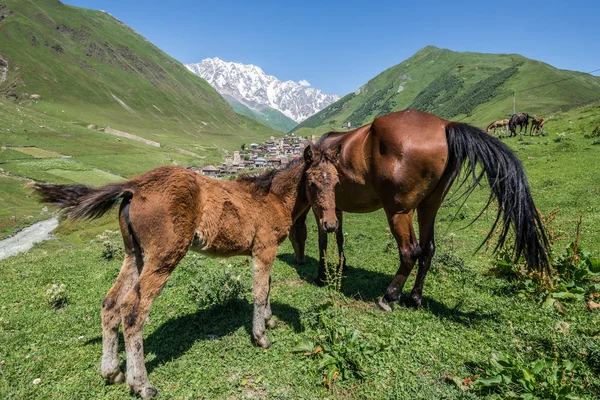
46;283;69;308
189;267;246;308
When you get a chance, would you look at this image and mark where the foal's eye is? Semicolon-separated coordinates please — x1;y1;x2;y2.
308;181;316;187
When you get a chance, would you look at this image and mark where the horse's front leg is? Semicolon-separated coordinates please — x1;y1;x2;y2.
252;247;276;348
289;208;308;265
335;209;348;273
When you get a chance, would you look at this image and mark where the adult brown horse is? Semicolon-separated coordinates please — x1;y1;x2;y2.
508;112;530;136
32;160;318;399
294;109;549;311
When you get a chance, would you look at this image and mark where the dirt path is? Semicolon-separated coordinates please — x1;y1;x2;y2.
0;217;58;260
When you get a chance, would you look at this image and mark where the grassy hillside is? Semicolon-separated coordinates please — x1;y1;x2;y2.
0;0;277;152
1;102;599;399
229;98;297;133
294;46;600;135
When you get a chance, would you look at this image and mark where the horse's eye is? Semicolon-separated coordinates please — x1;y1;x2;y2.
308;181;316;187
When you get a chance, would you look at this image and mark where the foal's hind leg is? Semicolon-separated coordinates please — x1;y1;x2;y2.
101;255;139;384
120;249;186;399
378;211;420;311
101;200;141;384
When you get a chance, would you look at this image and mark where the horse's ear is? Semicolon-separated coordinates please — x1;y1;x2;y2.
326;144;342;163
304;145;313;164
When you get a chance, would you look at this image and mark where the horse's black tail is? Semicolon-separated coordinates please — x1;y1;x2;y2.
31;181;134;220
445;122;550;274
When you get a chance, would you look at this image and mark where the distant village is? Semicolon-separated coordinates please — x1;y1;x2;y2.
195;134;316;177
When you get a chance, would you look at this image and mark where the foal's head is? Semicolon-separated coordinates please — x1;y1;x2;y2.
304;144;341;233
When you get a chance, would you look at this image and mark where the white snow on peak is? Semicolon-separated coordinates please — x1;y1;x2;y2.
185;58;339;122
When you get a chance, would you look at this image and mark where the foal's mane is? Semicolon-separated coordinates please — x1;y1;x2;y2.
236;157;305;195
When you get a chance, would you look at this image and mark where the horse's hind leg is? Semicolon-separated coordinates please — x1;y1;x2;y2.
101;199;141;384
410;205;439;306
378;211;420;311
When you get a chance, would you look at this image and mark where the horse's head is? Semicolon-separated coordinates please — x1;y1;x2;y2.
304;144;341;233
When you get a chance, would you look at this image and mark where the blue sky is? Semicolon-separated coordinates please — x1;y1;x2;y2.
65;0;599;96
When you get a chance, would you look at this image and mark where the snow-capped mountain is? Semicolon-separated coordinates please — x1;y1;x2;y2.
186;57;340;123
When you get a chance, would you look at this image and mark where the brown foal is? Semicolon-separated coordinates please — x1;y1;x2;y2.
486;118;510;135
33;160;318;399
297;110;550;311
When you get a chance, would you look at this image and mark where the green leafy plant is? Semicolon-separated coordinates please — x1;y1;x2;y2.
472;352;581;399
294;303;382;388
294;250;384;388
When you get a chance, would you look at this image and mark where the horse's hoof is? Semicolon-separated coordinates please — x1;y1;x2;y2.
103;369;125;385
314;277;325;287
295;257;306;265
376;297;393;312
266;318;278;329
410;295;423;308
255;336;272;349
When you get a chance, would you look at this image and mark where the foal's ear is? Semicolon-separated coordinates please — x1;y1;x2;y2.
326;144;342;163
304;145;314;164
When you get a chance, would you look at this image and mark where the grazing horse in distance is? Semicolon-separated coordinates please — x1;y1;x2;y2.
530;117;545;134
293;110;549;311
486;119;510;135
32;160;315;399
508;112;530;136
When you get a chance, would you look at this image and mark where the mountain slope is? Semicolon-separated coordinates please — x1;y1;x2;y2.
293;46;600;134
0;0;278;155
186;58;340;124
227;98;297;133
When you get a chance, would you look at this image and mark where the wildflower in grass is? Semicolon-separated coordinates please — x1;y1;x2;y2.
33;378;41;385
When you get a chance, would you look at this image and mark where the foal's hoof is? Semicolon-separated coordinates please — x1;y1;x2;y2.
132;384;158;399
255;336;272;349
103;369;125;385
376;297;393;312
266;318;278;329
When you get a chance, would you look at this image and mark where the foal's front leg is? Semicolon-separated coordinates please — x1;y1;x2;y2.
252;248;276;348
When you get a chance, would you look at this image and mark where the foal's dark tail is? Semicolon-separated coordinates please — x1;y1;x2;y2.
31;181;134;220
445;122;550;274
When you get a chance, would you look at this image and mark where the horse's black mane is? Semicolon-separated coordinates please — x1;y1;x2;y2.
236;157;304;194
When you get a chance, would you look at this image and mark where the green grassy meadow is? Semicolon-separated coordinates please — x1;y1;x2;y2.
1;104;599;399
